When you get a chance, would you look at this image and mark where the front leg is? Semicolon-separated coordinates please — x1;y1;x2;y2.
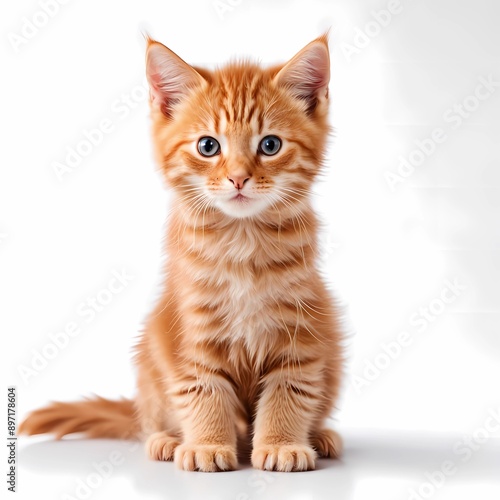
252;357;326;472
171;368;240;472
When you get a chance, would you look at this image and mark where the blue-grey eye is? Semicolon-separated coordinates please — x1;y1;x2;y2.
198;137;220;157
259;135;282;156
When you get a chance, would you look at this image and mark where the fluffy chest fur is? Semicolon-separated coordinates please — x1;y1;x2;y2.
167;207;320;369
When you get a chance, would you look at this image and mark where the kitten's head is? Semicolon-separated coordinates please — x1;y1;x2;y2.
146;35;330;220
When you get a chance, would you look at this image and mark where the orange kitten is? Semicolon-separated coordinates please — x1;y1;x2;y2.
20;34;344;472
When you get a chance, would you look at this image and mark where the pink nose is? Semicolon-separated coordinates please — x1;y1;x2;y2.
228;174;251;190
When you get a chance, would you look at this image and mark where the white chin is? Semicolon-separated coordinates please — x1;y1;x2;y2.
215;196;269;219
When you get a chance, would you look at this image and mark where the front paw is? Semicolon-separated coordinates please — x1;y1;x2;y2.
251;443;316;472
174;443;237;472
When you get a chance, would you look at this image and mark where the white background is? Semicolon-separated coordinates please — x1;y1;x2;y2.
1;0;499;499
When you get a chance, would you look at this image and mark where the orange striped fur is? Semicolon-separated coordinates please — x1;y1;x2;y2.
20;34;343;472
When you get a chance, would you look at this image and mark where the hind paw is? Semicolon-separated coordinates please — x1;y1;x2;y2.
146;431;180;461
310;428;343;458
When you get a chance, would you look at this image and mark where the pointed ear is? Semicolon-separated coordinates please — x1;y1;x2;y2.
274;35;330;113
145;40;205;117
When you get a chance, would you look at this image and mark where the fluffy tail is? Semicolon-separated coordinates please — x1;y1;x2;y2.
18;396;140;440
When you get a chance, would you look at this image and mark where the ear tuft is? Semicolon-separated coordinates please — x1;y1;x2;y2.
145;41;205;117
274;35;330;113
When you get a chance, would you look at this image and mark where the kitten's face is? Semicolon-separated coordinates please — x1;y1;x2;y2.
146;37;330;220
